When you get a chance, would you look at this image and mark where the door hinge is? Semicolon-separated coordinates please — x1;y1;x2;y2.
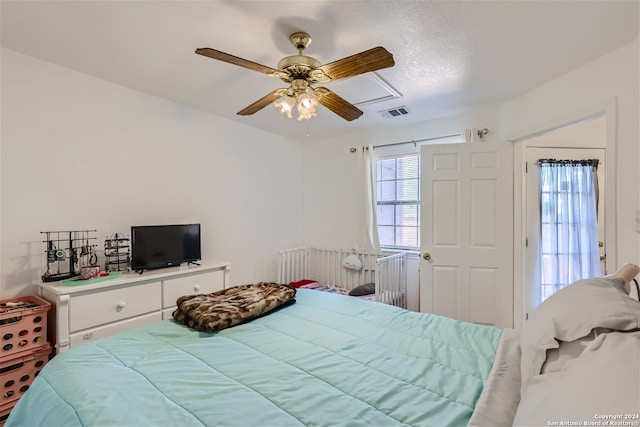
525;237;528;248
525;162;528;173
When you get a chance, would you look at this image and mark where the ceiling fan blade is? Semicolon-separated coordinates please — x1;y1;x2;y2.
196;48;281;76
317;47;395;81
313;87;363;121
237;88;288;116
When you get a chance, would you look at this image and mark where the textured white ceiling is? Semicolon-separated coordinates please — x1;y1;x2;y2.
1;1;638;141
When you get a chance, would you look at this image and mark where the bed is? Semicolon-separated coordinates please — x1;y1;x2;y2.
6;274;640;426
277;247;407;308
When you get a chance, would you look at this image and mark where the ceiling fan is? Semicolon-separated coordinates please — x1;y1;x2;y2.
195;32;395;121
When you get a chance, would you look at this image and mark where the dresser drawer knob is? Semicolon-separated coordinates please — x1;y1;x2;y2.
193;285;201;292
116;301;126;311
83;332;94;341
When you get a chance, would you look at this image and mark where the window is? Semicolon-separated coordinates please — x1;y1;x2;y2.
375;154;420;250
539;159;600;300
371;134;464;251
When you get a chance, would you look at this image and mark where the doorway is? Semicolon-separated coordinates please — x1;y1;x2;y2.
520;117;608;321
524;147;606;317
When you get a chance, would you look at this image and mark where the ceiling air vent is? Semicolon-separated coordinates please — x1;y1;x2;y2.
379;106;411;118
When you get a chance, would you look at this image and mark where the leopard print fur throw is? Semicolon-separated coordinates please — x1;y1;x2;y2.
172;282;296;333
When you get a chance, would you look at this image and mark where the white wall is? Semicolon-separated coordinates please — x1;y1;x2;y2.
302;108;502;249
521;117;606;148
501;37;639;269
3;36;638;310
302;37;639;313
302;107;502;312
1;48;306;298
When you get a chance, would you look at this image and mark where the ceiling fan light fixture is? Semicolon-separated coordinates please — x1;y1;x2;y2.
296;91;319;121
274;95;296;118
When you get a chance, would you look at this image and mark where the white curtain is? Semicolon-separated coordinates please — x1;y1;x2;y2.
539;160;600;300
354;145;380;252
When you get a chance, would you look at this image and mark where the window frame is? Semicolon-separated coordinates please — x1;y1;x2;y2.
374;147;421;251
372;134;466;252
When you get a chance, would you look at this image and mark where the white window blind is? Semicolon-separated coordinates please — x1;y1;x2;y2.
375;154;420;250
372;133;464;251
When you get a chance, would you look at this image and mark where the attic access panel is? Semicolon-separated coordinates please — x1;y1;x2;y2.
326;72;401;107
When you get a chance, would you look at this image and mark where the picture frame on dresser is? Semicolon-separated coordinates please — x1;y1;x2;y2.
37;261;230;354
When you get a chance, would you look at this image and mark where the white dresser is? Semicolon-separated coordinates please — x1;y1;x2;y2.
38;261;230;353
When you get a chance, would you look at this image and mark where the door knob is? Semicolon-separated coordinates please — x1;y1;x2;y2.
423;252;431;261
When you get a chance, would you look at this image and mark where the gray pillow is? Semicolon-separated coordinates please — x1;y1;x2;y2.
349;282;375;296
519;276;640;394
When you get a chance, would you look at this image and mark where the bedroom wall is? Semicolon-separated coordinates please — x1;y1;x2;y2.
0;48;306;298
301;108;502;312
301;109;501;249
3;36;637;308
301;37;639;313
501;37;640;268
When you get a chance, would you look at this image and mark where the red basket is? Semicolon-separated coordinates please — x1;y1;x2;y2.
0;296;50;359
0;401;12;426
0;343;51;409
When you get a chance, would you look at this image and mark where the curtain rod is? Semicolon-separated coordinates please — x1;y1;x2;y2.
371;133;463;149
537;158;599;167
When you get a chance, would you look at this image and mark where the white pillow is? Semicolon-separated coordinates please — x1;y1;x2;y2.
540;333;594;374
514;331;640;426
519;276;640;394
540;326;617;374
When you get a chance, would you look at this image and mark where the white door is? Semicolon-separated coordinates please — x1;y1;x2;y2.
419;141;513;328
524;148;606;318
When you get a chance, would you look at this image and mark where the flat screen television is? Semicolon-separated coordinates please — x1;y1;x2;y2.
131;224;201;272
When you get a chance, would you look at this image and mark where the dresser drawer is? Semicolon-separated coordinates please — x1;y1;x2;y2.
69;312;161;348
162;307;176;320
162;270;224;309
69;281;161;332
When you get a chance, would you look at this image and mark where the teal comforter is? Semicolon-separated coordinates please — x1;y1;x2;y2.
7;289;502;427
